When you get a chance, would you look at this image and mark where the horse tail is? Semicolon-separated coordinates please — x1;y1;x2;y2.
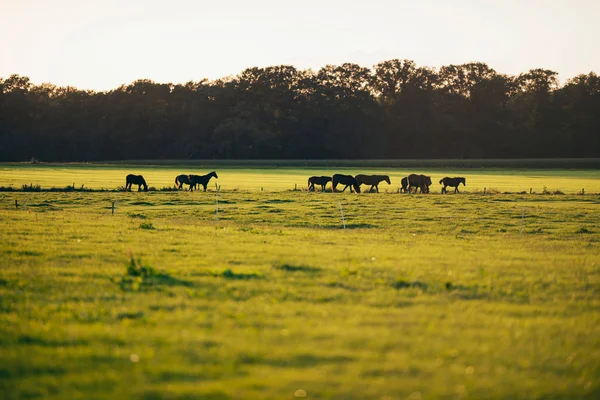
439;178;443;184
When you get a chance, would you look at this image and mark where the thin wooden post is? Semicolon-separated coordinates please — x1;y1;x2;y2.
15;200;18;209
483;187;486;195
216;192;219;222
530;188;532;194
111;201;115;215
582;188;585;195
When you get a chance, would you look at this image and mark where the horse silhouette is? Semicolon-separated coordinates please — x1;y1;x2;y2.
125;174;148;192
189;171;218;191
400;176;409;193
332;174;361;193
355;174;391;193
407;174;432;193
440;177;466;194
175;174;193;190
308;176;332;192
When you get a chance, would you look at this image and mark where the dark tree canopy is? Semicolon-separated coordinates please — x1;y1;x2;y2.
1;60;598;161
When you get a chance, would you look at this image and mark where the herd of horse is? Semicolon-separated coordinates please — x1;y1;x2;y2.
125;171;465;194
308;174;466;194
125;172;218;192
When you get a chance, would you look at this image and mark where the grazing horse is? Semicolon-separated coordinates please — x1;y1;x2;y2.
125;174;148;192
355;174;391;193
308;176;332;192
332;174;361;193
189;171;218;192
440;177;466;194
407;174;432;194
175;174;192;190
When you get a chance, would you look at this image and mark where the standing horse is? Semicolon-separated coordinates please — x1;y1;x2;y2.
355;174;391;193
125;174;148;192
440;177;466;194
308;176;332;192
407;174;432;194
175;174;192;190
332;174;361;193
400;176;409;193
189;171;218;192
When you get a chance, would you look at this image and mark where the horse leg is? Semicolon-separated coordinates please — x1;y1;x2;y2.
455;186;459;194
374;185;379;193
203;184;207;192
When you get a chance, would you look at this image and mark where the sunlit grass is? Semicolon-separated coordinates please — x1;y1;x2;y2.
0;163;599;193
0;170;599;399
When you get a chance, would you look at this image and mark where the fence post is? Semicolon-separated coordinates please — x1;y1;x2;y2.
111;201;115;215
216;191;219;222
582;188;585;195
483;187;486;195
530;188;532;194
15;200;18;209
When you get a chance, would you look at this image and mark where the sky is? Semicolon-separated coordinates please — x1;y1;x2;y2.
1;0;598;91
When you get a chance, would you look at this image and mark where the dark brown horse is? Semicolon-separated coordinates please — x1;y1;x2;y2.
355;174;391;193
440;177;466;194
407;174;432;194
308;176;332;192
332;174;361;193
125;174;148;192
189;171;218;191
175;174;192;190
400;176;409;193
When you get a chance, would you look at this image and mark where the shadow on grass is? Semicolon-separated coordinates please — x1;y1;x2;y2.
273;263;321;273
18;334;88;347
238;352;353;368
214;269;262;280
118;256;193;291
143;391;230;400
391;280;428;290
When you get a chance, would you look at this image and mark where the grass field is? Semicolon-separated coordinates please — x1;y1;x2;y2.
1;162;599;194
1;164;599;399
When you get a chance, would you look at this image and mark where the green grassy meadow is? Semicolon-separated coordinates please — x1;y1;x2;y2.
1;162;599;193
1;164;599;399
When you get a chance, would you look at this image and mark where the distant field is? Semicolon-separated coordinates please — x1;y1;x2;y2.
1;163;599;399
0;162;599;194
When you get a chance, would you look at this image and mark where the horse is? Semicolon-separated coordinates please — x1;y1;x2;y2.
125;174;148;192
400;176;409;193
355;174;391;193
308;176;332;192
440;177;466;194
332;174;361;193
407;174;432;194
175;174;192;190
189;171;218;192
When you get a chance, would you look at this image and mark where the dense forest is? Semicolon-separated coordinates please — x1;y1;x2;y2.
1;60;599;161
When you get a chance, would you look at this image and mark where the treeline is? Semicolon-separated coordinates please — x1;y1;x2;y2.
1;60;599;161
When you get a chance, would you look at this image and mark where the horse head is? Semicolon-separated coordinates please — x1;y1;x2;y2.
384;176;391;184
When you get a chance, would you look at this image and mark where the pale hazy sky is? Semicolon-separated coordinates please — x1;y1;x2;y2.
1;0;598;91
